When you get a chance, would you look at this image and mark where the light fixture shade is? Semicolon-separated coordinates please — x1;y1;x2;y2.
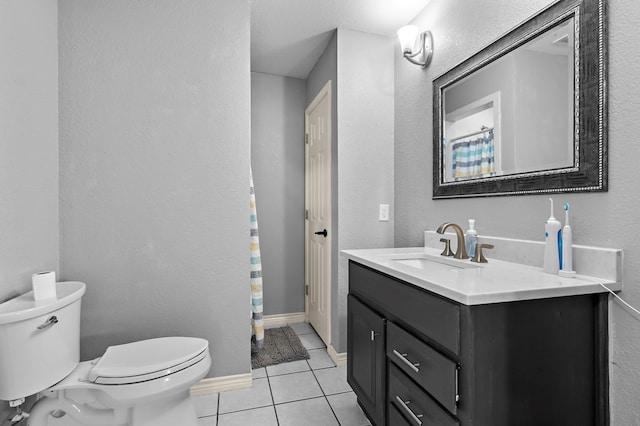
397;26;433;68
397;25;419;54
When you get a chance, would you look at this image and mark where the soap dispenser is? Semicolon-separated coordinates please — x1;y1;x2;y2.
543;198;562;274
465;219;478;258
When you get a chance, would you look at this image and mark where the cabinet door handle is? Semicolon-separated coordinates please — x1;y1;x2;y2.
370;330;380;341
392;349;421;373
395;396;424;425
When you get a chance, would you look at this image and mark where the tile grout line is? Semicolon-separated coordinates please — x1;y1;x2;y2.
299;327;346;425
308;358;343;426
210;326;344;425
280;328;342;423
215;393;220;426
264;359;280;426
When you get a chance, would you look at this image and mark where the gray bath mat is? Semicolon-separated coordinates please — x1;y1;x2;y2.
251;326;310;369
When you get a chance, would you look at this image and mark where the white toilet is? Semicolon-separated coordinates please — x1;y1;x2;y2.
0;281;212;426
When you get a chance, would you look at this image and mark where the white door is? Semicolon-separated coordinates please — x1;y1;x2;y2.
305;81;332;346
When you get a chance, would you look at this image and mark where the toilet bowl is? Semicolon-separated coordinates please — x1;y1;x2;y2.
30;337;211;426
0;282;212;426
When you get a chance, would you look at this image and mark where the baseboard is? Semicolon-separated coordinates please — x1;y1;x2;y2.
190;372;252;396
191;313;331;396
327;344;347;367
263;312;306;328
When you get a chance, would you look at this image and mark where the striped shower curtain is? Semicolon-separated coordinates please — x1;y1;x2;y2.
452;130;495;180
250;168;264;349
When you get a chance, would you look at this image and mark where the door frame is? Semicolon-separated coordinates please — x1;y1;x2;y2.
304;80;332;346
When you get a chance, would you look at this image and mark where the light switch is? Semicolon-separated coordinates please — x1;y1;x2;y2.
379;204;389;221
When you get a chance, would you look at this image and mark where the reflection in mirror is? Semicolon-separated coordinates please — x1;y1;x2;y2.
443;18;574;182
433;0;607;199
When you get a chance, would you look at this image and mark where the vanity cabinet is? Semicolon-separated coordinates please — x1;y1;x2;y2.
347;261;608;426
347;295;386;426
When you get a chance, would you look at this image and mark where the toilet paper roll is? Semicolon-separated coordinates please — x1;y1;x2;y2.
32;271;57;302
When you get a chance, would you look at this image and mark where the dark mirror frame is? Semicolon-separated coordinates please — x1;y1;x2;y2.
433;0;607;199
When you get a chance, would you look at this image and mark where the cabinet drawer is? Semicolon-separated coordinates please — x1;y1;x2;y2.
388;402;412;426
349;261;460;355
387;321;458;414
388;363;459;426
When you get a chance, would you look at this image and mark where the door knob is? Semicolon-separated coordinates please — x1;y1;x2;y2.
314;229;328;237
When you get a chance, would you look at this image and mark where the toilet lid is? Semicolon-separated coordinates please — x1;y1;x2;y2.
88;337;209;385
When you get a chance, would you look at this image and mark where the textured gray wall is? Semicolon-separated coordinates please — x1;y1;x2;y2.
58;0;251;378
0;0;59;418
336;29;395;353
0;0;59;299
395;0;640;423
251;72;306;315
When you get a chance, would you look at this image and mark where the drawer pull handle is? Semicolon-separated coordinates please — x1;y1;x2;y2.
395;396;424;425
370;330;380;341
393;349;420;373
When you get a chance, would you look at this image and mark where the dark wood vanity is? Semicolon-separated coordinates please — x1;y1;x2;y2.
347;261;609;426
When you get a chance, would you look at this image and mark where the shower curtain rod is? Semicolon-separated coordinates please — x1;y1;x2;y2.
450;126;494;143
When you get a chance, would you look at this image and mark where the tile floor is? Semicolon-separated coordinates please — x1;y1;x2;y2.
194;322;371;426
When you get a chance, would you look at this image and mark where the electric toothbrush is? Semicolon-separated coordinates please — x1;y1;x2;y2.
559;202;576;277
543;198;562;274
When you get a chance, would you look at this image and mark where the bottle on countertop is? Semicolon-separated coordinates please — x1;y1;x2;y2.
543;198;562;274
465;219;478;258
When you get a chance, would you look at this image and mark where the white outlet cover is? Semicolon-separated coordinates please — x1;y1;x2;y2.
379;204;389;221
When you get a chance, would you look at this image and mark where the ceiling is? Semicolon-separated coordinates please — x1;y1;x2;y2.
250;0;430;79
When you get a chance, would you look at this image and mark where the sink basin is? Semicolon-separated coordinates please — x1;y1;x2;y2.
390;253;482;271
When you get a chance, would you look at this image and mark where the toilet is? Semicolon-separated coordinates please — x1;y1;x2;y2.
0;281;211;426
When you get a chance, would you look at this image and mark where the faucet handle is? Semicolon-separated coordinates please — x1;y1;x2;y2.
439;238;454;257
471;243;494;263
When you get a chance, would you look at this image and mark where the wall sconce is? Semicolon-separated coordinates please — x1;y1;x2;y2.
397;25;433;68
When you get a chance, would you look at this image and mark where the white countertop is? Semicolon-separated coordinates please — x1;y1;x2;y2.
341;247;622;305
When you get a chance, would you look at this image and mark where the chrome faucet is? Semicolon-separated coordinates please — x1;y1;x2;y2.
436;222;469;259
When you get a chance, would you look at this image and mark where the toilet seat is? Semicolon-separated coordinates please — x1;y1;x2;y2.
88;337;209;385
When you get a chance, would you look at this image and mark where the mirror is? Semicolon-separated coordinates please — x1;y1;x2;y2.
433;0;607;198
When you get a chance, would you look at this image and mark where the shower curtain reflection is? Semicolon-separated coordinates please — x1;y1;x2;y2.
452;129;495;180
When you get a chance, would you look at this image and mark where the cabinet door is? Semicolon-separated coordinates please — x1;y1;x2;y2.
348;294;385;426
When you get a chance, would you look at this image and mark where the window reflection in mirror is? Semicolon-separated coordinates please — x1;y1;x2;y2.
442;17;575;183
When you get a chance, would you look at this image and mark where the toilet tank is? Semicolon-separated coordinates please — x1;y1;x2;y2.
0;282;86;401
